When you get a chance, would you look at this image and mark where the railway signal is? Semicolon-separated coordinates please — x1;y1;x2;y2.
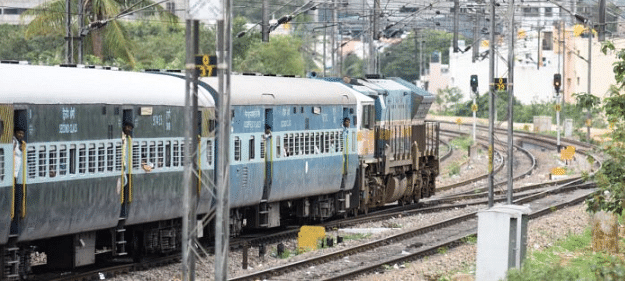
470;75;478;93
553;73;561;93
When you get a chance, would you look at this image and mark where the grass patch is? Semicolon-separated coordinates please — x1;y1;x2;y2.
506;228;625;281
462;234;477;245
450;136;474;150
448;161;461;177
341;232;372;241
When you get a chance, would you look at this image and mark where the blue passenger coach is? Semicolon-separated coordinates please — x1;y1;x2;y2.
201;74;360;229
0;63;215;275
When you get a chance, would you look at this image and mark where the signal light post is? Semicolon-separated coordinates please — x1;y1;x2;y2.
470;75;478;143
554;74;562;152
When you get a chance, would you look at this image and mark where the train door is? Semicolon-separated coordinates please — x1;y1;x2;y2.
120;109;133;216
11;109;27;235
263;108;273;191
342;107;351;175
0;105;13;246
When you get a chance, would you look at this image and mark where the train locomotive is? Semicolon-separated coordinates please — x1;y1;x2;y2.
0;62;437;280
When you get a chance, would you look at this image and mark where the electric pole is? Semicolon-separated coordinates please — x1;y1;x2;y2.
65;0;73;64
453;0;459;52
506;0;515;204
487;0;496;208
262;0;269;42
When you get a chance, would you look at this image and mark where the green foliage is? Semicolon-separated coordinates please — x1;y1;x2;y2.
277;248;292;259
0;24;64;64
379;29;460;82
448;162;461;177
583;40;625;215
435;87;464;114
436;246;448;254
461;234;477;245
592;255;625;280
236;35;306;76
23;0;177;68
450;136;473;150
506;229;601;281
342;233;372;241
342;53;364;78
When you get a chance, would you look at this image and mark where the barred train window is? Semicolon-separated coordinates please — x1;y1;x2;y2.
49;145;57;177
260;136;265;159
294;133;300;155
206;140;213;165
180;142;185;164
234;137;241;161
157;141;164;168
139;141;147;169
132;142;140;169
38;146;46;177
88;143;96;173
165;141;171;167
283;135;289;157
69;144;76;174
320;132;325;153
27;146;36;178
0;149;4;180
249;136;255;160
304;133;310;155
149;141;156;165
98;143;105;172
337;131;342;152
78;144;86;174
59;145;68;176
173;141;180;166
115;142;122;171
106;143;114;172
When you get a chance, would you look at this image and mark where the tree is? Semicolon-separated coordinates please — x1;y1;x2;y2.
379;29;457;82
23;0;176;67
584;41;625;215
236;35;306;76
436;87;463;114
342;53;363;78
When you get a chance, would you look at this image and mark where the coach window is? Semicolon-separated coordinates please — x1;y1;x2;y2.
49;145;57;177
165;141;172;167
206;140;213;165
304;133;310;155
173;141;180;166
38;145;46;177
249;136;255;160
98;143;105;172
139;141;148;169
293;107;297;114
106;143;114;172
69;144;77;175
88;143;96;173
149;141;156;167
180;142;185;164
234;137;241;161
294;133;300;155
132;142;140;169
59;145;68;176
157;141;164;168
24;146;34;179
115;142;122;171
78;144;87;174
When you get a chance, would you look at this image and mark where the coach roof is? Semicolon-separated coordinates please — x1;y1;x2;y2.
200;75;356;106
0;64;214;107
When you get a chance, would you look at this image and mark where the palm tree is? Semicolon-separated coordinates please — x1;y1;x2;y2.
23;0;177;67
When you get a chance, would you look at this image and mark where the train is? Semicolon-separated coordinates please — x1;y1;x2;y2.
0;62;438;279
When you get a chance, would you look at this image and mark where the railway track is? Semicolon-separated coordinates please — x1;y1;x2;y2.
230;181;596;281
